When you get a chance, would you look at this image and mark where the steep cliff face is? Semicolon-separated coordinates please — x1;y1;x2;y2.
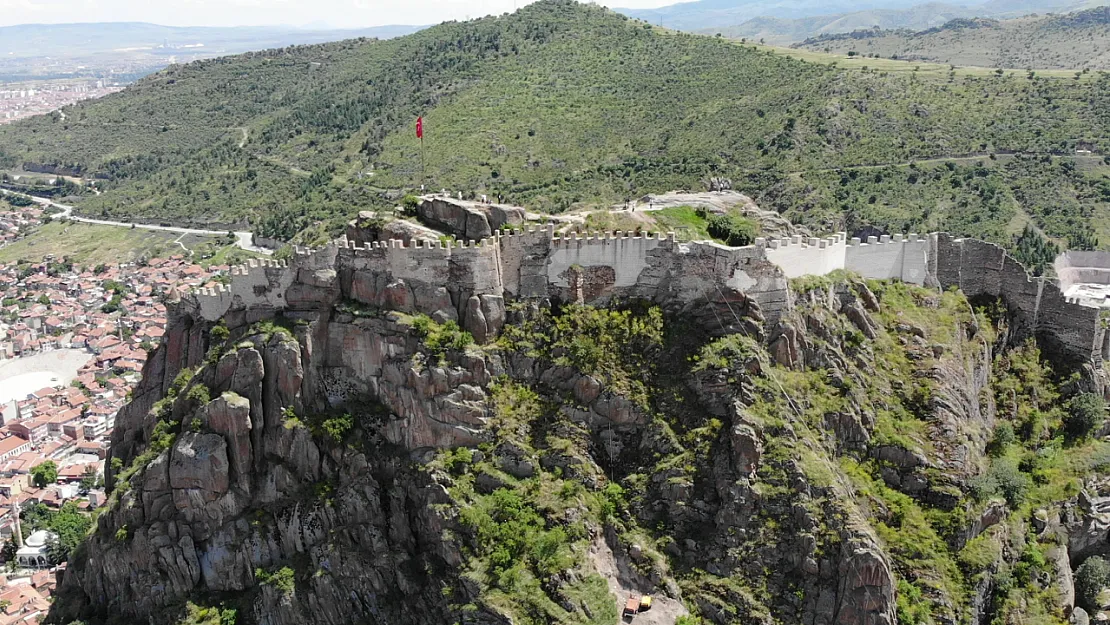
47;264;1110;625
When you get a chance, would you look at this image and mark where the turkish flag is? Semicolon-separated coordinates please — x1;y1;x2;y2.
416;117;423;139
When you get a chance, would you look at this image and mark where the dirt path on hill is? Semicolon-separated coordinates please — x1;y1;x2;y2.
589;536;688;625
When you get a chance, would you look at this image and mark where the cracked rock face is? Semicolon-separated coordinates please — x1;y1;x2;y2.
58;272;998;625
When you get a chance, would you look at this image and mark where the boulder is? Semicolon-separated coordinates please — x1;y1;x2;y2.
204;393;253;488
835;544;897;625
169;433;230;500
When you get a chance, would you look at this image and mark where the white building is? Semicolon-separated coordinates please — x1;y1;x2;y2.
16;530;56;568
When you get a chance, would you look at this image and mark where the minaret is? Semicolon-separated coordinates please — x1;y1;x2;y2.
11;501;21;548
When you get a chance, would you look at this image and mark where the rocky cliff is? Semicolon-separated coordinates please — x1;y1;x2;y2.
46;224;1110;625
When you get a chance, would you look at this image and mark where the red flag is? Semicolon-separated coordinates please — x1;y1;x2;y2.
416;117;423;139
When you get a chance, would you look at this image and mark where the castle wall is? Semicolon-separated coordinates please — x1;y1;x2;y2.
188;223;1103;368
1036;283;1101;364
496;227;551;298
1055;250;1110;288
933;235;1100;367
195;258;297;322
764;234;847;279
845;234;930;285
335;237;503;325
546;232;665;289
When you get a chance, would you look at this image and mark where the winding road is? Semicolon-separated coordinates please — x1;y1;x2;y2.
0;189;273;255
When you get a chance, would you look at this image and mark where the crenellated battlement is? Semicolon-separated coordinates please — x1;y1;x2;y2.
765;232;848;278
848;233;928;247
185;224;1108;368
549;230;674;245
764;232;847;251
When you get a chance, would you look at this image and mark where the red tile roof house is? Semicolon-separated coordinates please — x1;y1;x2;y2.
8;420;47;445
0;437;31;462
46;410;82;437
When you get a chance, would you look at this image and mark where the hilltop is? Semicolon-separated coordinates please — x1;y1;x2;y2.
797;6;1110;68
1;0;1110;258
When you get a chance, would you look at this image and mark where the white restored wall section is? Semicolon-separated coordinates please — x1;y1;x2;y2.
845;234;930;285
761;231;930;285
764;234;848;279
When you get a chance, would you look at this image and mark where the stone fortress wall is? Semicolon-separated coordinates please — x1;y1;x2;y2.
188;220;1109;368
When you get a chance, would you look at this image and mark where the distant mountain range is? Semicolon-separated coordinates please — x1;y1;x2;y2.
0;22;425;59
615;0;1110;42
695;3;976;43
793;5;1110;68
0;22;424;82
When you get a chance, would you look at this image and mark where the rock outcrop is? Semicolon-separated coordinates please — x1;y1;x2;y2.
50;216;1110;625
415;197;525;240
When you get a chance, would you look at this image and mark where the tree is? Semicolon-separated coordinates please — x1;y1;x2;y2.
0;539;15;563
30;461;57;488
20;502;54;534
706;214;758;247
1064;393;1106;443
1076;556;1110;612
78;466;99;492
46;501;91;564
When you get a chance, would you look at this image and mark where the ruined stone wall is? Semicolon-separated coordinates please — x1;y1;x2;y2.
195;258;297;322
188;227;1102;366
764;233;847;278
935;234;1102;367
497;227;552;298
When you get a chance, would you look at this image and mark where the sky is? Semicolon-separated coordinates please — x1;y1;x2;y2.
0;0;678;28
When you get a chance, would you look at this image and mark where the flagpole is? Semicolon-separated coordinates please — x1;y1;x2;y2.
420;134;425;190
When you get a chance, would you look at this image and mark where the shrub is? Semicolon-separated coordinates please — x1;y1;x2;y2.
186;384;211;408
706;214;757;247
1064;393;1105;443
970;457;1030;508
255;566;296;595
459;488;572;582
401;194;421;213
599;482;626;520
210;321;230;343
986;422;1015;457
410;315;474;357
1076;556;1110;612
318;413;353;443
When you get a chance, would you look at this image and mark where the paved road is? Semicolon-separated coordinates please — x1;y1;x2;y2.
0;189;272;255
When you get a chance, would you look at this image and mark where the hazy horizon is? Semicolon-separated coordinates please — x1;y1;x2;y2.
0;0;678;29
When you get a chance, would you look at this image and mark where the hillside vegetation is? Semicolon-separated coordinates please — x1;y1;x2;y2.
2;0;1110;255
798;7;1110;69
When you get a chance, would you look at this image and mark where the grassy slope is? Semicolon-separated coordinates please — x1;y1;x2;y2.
0;0;1108;251
795;8;1110;70
0;221;242;265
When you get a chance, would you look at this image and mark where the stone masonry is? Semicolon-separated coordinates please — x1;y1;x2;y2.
187;226;1108;368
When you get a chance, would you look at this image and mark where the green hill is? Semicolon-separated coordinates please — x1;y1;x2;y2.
797;7;1110;69
1;0;1110;254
